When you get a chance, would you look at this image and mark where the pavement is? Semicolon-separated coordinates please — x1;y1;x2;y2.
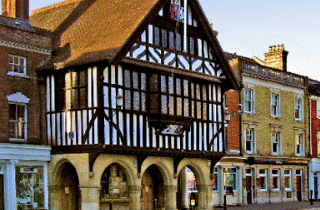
214;201;320;210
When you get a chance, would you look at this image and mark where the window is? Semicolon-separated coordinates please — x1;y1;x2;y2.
212;167;219;191
317;132;320;157
9;103;27;140
272;169;280;191
55;71;87;111
223;168;237;193
245;128;254;154
271;93;280;117
244;89;253;113
16;166;45;210
317;101;320;119
295;98;302;120
259;169;268;191
271;132;280;155
295;133;303;156
284;169;292;191
8;54;27;76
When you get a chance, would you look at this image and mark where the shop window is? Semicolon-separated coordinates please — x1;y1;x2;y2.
284;169;292;191
212;167;219;191
16;166;44;209
272;169;280;191
101;164;128;201
223;168;237;193
259;169;268;191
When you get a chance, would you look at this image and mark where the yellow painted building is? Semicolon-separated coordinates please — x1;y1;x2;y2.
223;45;310;205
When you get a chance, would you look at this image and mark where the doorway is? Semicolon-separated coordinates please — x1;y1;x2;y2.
246;169;253;204
296;170;302;201
141;165;165;210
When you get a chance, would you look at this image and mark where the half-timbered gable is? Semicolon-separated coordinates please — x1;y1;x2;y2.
30;0;240;209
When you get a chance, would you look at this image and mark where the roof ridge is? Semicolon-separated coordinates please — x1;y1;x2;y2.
31;0;82;16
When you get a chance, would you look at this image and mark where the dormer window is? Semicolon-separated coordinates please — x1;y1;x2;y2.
8;54;27;77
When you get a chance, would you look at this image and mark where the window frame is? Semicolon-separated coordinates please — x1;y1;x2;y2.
272;169;280;191
271;132;281;155
244;88;253;114
294;98;303;121
245;128;254;154
9;102;27;141
259;169;268;192
295;133;304;156
223;167;237;193
284;169;292;191
317;131;320;157
317;100;320;119
271;93;280;117
8;54;27;77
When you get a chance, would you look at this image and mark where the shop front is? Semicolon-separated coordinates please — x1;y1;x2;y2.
0;143;50;210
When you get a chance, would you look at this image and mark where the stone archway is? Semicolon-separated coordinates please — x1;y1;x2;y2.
51;161;80;210
141;165;165;210
177;166;198;210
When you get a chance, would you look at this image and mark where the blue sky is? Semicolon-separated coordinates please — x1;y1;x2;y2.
3;0;320;80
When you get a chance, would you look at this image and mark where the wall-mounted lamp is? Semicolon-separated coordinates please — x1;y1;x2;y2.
116;94;123;109
224;107;231;126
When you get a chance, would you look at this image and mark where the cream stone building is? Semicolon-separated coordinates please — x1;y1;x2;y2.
222;45;309;205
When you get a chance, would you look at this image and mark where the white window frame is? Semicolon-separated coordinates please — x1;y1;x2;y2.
212;167;219;191
317;132;320;157
284;169;292;191
317;100;320;119
244;88;253;114
271;132;281;155
271;93;280;117
259;169;268;192
7;92;30;142
294;98;302;120
245;128;254;154
8;54;28;77
272;169;280;191
223;167;237;192
295;133;304;156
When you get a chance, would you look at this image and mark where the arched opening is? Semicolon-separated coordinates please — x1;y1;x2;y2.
56;162;80;210
141;165;165;210
177;166;198;210
100;164;129;209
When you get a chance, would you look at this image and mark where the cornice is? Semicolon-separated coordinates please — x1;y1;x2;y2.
0;39;51;55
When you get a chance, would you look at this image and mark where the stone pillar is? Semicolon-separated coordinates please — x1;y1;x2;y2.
180;167;189;209
80;186;100;210
129;186;141;210
197;185;211;210
48;185;62;210
165;185;178;210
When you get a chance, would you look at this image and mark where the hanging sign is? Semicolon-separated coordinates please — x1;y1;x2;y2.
170;0;184;22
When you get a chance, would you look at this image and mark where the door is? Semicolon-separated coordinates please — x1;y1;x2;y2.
246;169;252;204
296;170;303;201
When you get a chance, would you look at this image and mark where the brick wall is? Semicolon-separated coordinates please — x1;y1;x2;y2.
0;26;51;144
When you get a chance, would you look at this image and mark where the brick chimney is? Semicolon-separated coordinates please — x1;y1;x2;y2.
2;0;29;20
264;44;288;72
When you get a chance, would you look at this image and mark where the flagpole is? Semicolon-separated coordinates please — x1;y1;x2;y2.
183;0;187;52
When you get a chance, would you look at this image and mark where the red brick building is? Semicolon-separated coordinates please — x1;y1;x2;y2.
0;0;52;209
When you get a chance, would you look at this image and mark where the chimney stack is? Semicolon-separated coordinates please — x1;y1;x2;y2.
264;44;288;72
2;0;29;20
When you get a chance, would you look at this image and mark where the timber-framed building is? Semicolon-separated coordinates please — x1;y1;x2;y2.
30;0;240;209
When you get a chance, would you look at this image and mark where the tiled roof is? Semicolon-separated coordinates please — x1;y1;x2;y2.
0;15;35;32
30;0;160;69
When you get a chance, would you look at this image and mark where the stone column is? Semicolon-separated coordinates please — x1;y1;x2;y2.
48;185;62;210
196;185;211;210
180;167;189;209
80;186;100;210
165;185;178;210
129;186;141;210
